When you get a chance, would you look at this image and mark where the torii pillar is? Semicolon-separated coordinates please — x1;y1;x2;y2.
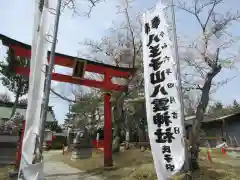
104;92;112;167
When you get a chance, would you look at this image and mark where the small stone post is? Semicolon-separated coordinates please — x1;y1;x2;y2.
67;126;73;151
96;132;100;148
71;131;81;159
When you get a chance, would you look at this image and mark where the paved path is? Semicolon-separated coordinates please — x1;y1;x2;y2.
44;151;103;180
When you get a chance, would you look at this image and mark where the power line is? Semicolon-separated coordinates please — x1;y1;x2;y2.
50;88;76;103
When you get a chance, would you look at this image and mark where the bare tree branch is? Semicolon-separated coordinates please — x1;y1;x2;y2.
175;0;240;169
62;0;79;15
85;0;103;17
62;0;103;17
83;39;112;57
122;0;136;68
203;0;223;30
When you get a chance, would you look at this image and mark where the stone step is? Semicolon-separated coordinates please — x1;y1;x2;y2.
0;142;18;148
0;160;15;165
0;155;15;165
0;147;17;165
0;156;16;160
0;148;17;156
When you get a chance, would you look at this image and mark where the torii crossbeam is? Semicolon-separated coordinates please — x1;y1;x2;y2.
0;34;135;167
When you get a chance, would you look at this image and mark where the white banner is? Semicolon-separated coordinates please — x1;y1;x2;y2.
142;2;185;180
18;0;51;179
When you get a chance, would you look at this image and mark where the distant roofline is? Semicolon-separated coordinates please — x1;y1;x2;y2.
0;101;53;111
123;97;240;123
185;111;240;124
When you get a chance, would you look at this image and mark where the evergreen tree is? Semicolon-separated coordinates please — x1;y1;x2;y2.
0;48;29;117
45;121;62;133
18;98;28;106
69;90;103;134
208;101;223;113
0;93;11;103
232;100;240;112
64;112;74;128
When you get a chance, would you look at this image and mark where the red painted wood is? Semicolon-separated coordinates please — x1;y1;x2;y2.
92;140;104;149
104;93;113;167
11;45;131;78
12;45;31;58
1;38;134;168
207;151;212;165
85;64;130;78
15;66;128;92
16;120;26;169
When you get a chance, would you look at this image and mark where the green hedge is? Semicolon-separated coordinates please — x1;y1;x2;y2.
51;135;67;149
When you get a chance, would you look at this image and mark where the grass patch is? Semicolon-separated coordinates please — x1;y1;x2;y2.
0;165;15;180
199;148;224;158
50;148;154;179
49;148;240;180
122;159;240;180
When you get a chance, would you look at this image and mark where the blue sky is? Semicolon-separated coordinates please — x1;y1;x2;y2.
0;0;240;123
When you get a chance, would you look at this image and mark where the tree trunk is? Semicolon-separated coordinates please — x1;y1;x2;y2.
138;127;145;142
137;125;146;151
112;124;121;153
138;118;146;142
112;99;124;153
189;65;221;171
11;90;21;118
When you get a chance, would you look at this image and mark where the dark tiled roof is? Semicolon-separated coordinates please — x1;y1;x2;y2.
0;101;52;111
0;102;56;122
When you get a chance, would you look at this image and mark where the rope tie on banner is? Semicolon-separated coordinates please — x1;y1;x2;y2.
45;33;58;44
41;64;56;74
32;134;42;164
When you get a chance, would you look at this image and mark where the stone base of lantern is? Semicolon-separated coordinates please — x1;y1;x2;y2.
71;129;93;160
71;143;93;160
71;142;81;160
71;151;81;160
42;141;49;151
104;164;116;170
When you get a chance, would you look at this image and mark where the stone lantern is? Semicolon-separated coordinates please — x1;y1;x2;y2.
71;128;93;160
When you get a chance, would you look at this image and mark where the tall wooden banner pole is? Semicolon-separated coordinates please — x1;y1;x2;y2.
39;0;62;156
170;0;190;176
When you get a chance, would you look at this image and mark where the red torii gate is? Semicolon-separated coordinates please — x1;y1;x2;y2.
0;34;135;167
